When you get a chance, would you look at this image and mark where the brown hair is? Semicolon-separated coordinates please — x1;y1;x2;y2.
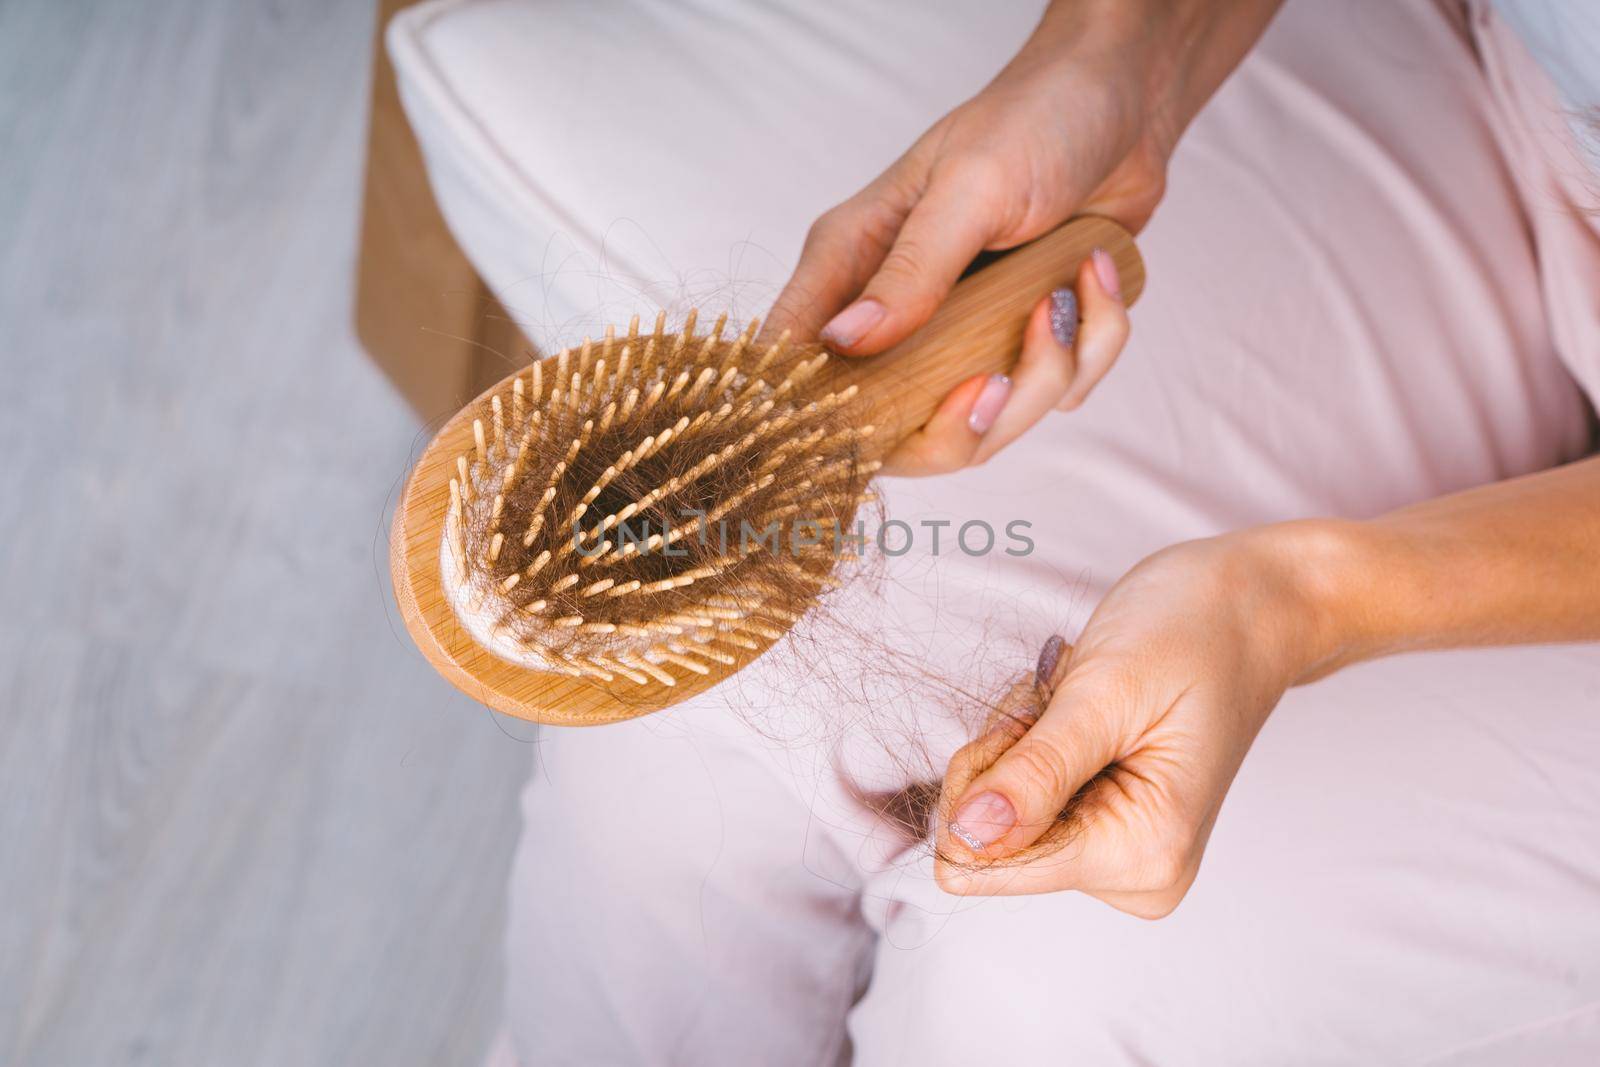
445;314;878;683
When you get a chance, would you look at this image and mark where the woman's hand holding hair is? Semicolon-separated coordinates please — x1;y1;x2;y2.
767;0;1285;475
937;526;1329;916
937;457;1600;914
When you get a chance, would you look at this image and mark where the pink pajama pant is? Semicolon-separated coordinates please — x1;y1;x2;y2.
430;1;1600;1062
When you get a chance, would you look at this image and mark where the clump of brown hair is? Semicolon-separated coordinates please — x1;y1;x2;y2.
442;311;879;686
841;634;1115;869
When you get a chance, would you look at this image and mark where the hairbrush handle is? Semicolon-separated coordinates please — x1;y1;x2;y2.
825;216;1145;452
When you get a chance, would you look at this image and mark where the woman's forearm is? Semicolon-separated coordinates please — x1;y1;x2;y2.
1028;0;1286;158
1279;454;1600;680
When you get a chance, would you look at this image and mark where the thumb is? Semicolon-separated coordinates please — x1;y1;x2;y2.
764;195;908;343
820;179;1002;356
944;673;1124;857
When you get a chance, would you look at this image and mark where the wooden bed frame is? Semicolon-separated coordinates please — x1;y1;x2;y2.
354;0;528;419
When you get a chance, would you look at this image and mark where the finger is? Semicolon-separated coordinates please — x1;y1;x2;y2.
967;295;1076;466
878;372;1005;477
1086;888;1191;920
937;765;1170;898
934;767;1126;897
968;637;1074;750
1087;854;1203;918
1057;249;1130;412
940;711;1227;901
764;192;911;342
1081;791;1223;917
1035;632;1072;704
941;672;1126;858
867;248;1132;474
820;174;1003;356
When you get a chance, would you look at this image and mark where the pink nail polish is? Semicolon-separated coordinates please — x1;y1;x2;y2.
1091;247;1122;301
819;299;886;348
967;373;1011;435
950;791;1016;849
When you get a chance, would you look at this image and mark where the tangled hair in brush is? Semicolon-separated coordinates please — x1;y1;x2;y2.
441;310;880;686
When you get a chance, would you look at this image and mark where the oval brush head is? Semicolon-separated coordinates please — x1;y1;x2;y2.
440;313;875;687
392;216;1145;725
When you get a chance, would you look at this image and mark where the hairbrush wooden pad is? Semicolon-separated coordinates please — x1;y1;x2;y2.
391;216;1144;725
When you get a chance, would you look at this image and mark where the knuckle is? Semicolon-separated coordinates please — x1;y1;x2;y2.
1140;839;1191;893
1063;660;1142;720
1001;737;1074;806
949;737;987;770
803;208;847;249
918;452;964;477
1083;315;1130;357
908;432;975;475
1039;355;1075;396
1107;315;1132;346
858;201;906;250
893;452;950;478
932;864;967;895
886;444;938;477
1021;338;1073;390
876;241;933;293
967;434;1008;470
1126;891;1183;921
940;154;1010;202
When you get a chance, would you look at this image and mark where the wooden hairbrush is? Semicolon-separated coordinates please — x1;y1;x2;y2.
391;216;1144;725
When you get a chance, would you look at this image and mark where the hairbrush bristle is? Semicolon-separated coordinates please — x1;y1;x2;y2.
440;312;879;686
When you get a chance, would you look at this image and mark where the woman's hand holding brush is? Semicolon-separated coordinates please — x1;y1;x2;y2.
767;0;1283;475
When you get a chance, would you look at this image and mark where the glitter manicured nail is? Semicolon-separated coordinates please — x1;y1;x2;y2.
1036;634;1066;688
1034;633;1068;710
950;791;1017;850
949;821;986;851
1049;288;1078;348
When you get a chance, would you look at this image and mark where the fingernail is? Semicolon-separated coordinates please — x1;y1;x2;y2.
950;791;1016;850
819;299;886;348
967;373;1011;435
1049;288;1078;348
1091;247;1122;301
1035;634;1066;688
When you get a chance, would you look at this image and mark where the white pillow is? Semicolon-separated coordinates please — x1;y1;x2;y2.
387;0;1045;349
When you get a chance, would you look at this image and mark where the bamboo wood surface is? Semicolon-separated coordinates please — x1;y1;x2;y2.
392;218;1144;725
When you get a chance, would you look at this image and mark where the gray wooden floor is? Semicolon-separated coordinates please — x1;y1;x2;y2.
0;2;534;1064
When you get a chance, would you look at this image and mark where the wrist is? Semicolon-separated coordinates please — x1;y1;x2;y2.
1221;519;1375;687
1033;0;1283;157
